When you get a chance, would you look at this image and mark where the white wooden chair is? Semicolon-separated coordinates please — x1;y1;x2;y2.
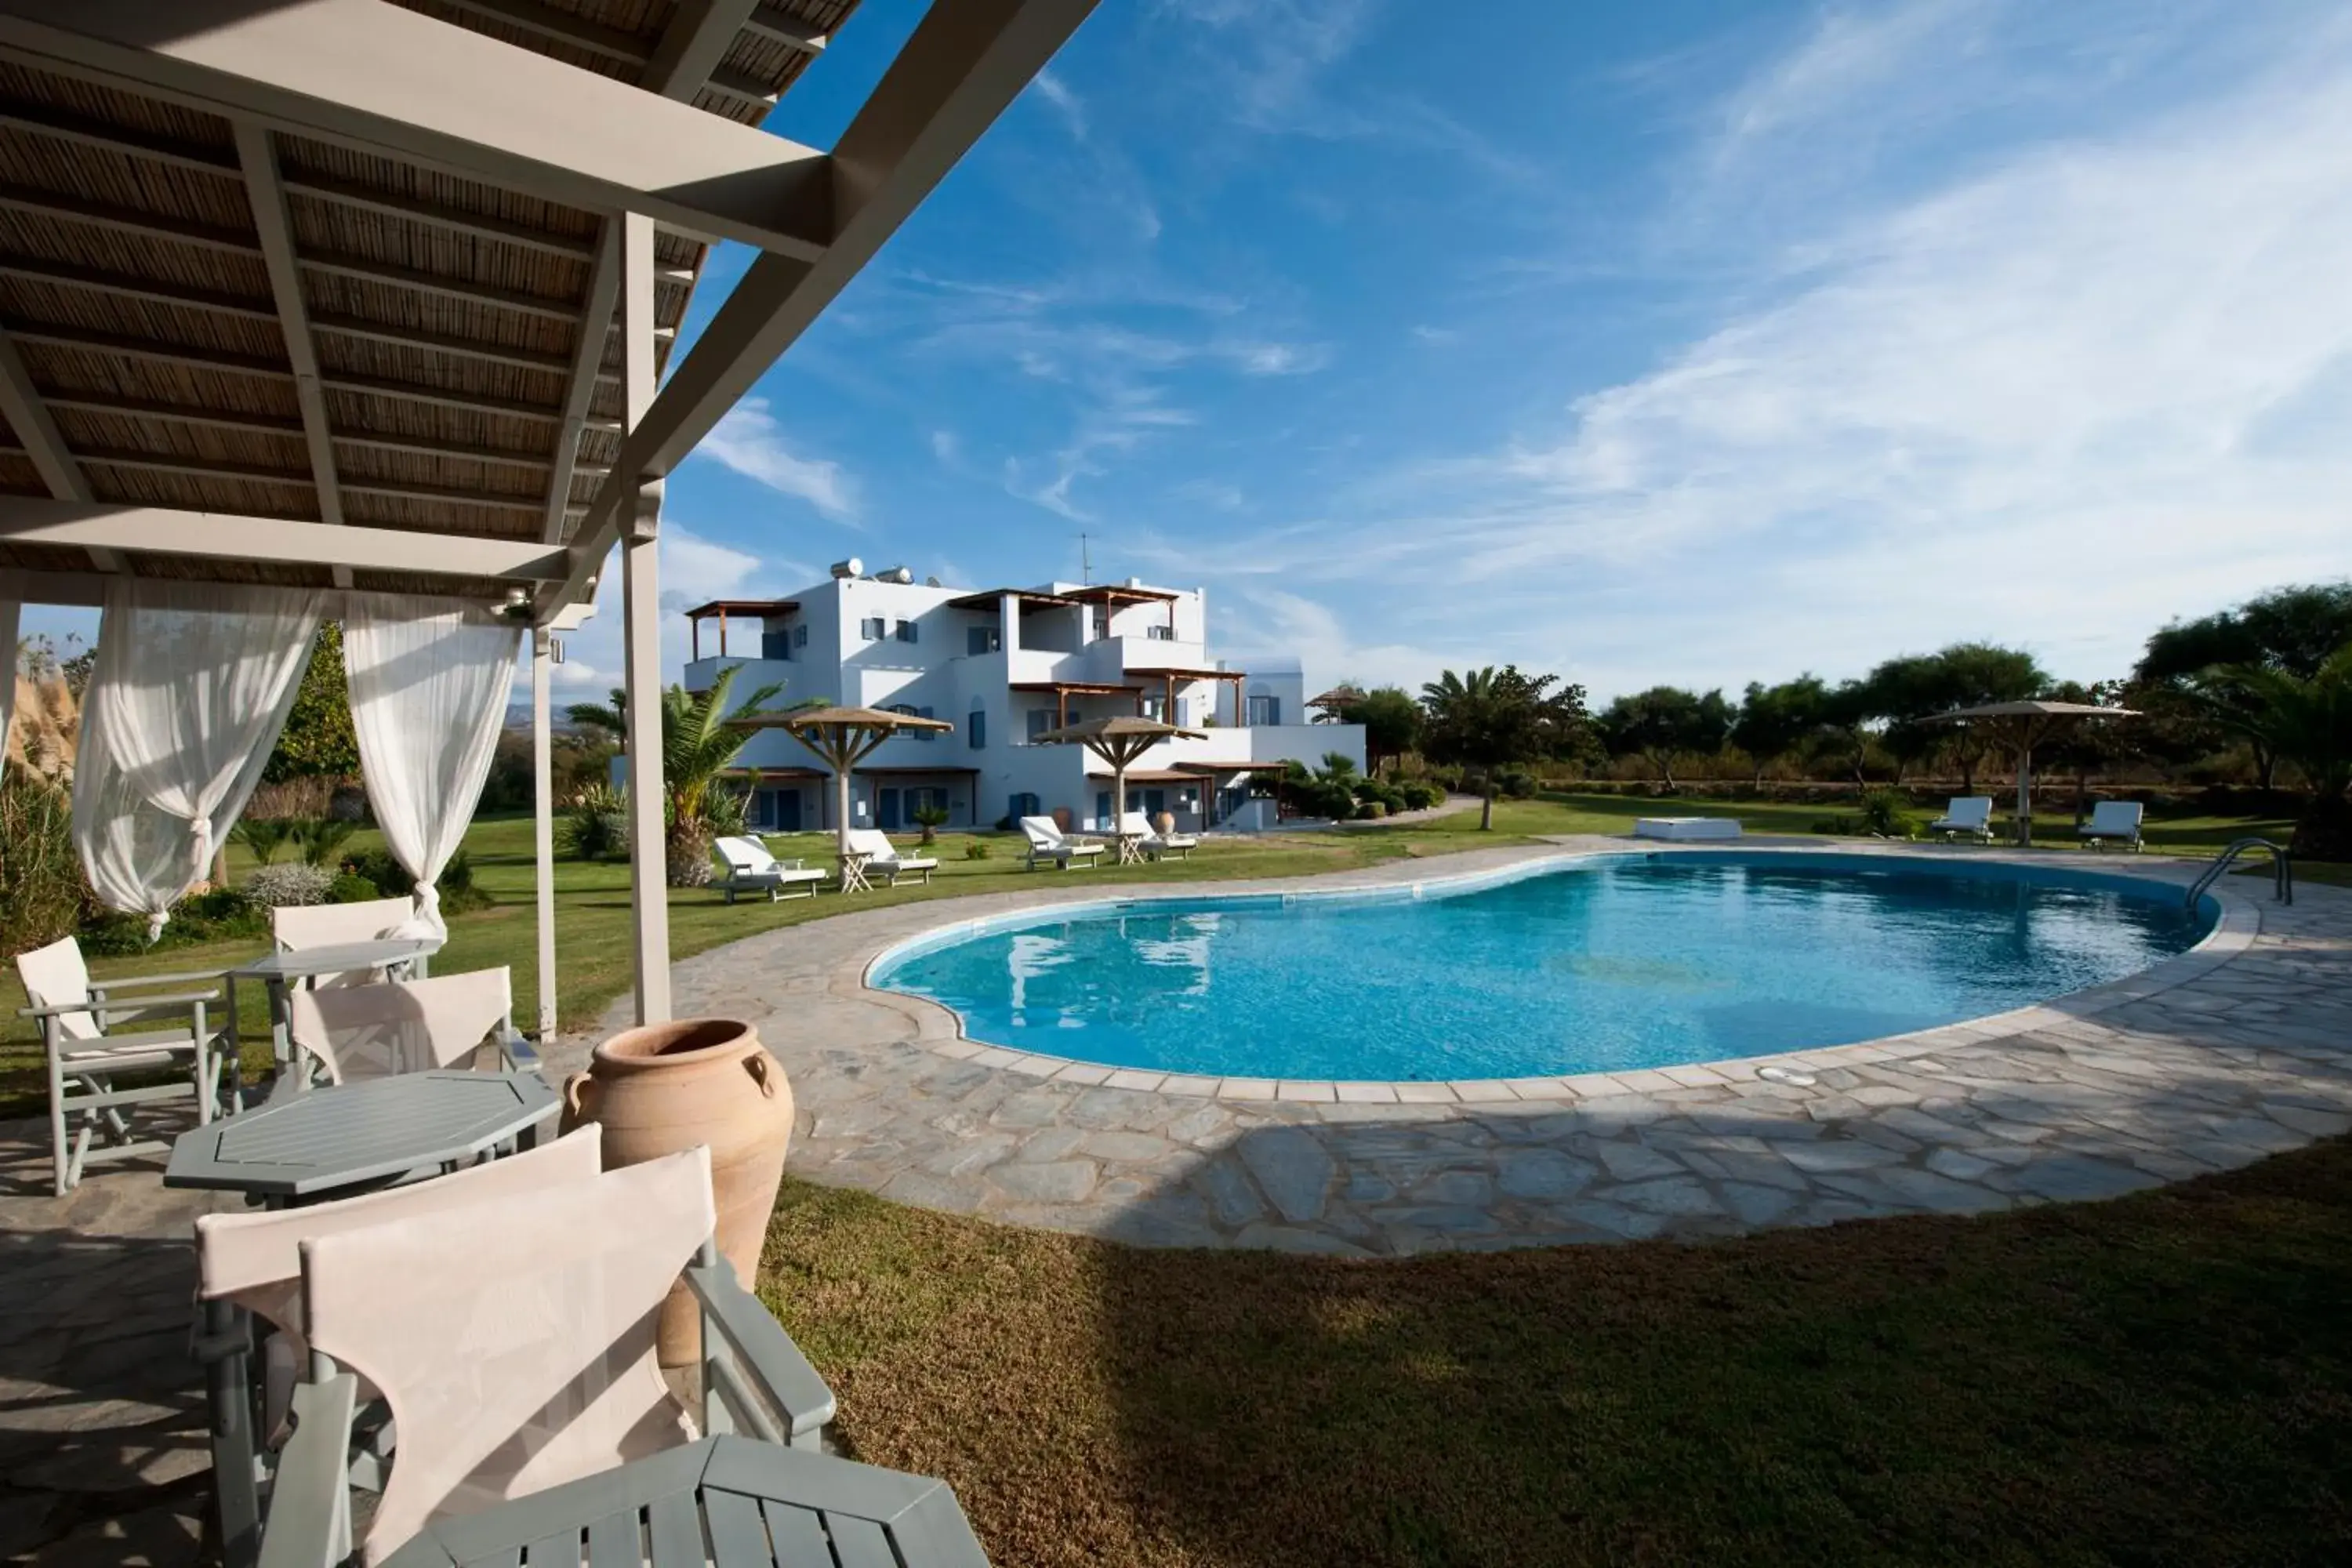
272;897;418;989
843;827;938;887
1019;815;1103;870
14;935;232;1194
194;1132;605;1568
259;1145;836;1566
1119;811;1198;861
2078;800;2145;851
285;966;534;1086
711;837;826;903
1927;797;1996;844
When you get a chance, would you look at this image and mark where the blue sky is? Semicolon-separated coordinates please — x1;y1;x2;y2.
34;1;2352;702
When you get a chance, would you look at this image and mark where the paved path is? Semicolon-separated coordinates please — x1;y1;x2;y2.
0;1114;235;1565
551;840;2352;1255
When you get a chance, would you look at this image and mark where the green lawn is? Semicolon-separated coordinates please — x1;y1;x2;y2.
1;790;2316;1119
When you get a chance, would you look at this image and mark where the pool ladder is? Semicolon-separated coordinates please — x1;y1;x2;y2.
2185;837;2292;911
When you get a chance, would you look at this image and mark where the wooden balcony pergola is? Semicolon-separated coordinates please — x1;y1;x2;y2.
0;0;1099;1029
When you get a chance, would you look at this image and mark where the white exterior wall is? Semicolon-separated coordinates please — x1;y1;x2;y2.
683;572;1363;833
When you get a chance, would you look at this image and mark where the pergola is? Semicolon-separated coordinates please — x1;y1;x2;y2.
1936;699;2139;847
1128;663;1244;725
737;703;953;885
1035;713;1203;862
0;0;1098;1028
686;597;797;660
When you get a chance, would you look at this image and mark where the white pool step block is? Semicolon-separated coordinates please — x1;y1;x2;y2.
1633;816;1744;841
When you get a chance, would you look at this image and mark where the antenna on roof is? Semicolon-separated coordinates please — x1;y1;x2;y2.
1077;531;1094;584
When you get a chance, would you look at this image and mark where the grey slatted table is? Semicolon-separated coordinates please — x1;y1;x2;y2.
379;1435;989;1567
230;937;441;1076
164;1070;557;1206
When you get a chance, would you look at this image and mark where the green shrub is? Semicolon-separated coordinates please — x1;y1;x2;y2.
292;818;360;866
1394;780;1443;811
0;768;89;955
343;847;411;897
328;872;383;904
1858;787;1916;839
1496;767;1538;800
1356;800;1388;819
246;862;336;908
78;887;266;956
964;840;991;860
562;783;629;862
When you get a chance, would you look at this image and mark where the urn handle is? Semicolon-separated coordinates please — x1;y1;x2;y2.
745;1051;779;1100
561;1070;598;1126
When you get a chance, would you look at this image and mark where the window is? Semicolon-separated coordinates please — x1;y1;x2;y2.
1147;624;1175;641
760;628;795;661
859;617;885;641
1141;695;1166;721
968;710;986;750
895;619;918;644
967;626;1000;655
1026;708;1053;742
793;624;809;648
1091;606;1110;640
1095;791;1112;826
895;703;938;742
1247;695;1280;727
1010;791;1040;822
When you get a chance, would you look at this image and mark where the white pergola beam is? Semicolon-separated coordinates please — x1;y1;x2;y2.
0;498;569;579
0;0;834;261
236;122;343;528
546;0;1103;615
641;1;761;102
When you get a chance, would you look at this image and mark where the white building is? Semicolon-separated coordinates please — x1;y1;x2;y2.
682;566;1365;835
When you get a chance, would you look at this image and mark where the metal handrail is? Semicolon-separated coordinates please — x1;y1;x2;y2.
2186;836;2292;910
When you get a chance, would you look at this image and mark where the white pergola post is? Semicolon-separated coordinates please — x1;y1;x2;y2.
531;627;558;1038
619;211;671;1024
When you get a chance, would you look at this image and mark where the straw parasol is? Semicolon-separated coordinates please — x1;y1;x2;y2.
1307;686;1366;723
731;706;955;858
1934;700;2139;847
1034;716;1205;854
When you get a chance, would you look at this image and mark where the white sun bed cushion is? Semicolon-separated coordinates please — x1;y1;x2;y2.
1633;816;1743;841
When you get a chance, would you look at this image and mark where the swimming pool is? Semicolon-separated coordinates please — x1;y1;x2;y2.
870;854;2215;1082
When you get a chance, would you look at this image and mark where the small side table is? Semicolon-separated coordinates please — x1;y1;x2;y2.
380;1435;989;1567
836;849;873;895
1107;829;1149;866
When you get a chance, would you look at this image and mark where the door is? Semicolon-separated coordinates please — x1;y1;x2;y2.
774;789;800;832
879;788;902;831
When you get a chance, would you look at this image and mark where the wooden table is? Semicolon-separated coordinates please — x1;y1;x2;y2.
1106;829;1149;866
230;937;440;1077
379;1434;989;1566
164;1069;557;1207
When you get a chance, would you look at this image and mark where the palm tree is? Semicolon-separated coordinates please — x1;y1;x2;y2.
2192;644;2352;860
1419;666;1588;829
569;668;787;885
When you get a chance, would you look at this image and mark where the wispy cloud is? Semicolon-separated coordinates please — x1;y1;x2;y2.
691;397;859;523
1199;7;2352;692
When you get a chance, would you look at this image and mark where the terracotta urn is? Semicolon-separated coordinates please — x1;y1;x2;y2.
560;1018;794;1365
1152;810;1177;837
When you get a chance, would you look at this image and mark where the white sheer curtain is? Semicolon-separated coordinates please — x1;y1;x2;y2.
345;594;521;937
74;581;325;938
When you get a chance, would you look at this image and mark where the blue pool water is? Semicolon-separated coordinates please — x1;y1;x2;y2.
871;856;2212;1081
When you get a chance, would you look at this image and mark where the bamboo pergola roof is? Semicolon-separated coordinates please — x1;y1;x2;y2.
0;0;1102;619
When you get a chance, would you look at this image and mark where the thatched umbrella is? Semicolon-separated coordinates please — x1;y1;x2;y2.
1307;685;1364;723
731;705;955;862
1934;700;2139;847
1034;715;1205;862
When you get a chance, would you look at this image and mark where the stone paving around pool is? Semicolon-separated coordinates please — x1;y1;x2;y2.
551;839;2352;1256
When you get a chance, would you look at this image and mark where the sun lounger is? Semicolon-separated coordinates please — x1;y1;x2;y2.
844;827;939;886
712;836;827;902
1119;811;1199;860
1928;797;1996;844
2078;799;2145;851
1020;815;1104;870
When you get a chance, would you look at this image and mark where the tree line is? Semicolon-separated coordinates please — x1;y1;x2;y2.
1324;582;2352;856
